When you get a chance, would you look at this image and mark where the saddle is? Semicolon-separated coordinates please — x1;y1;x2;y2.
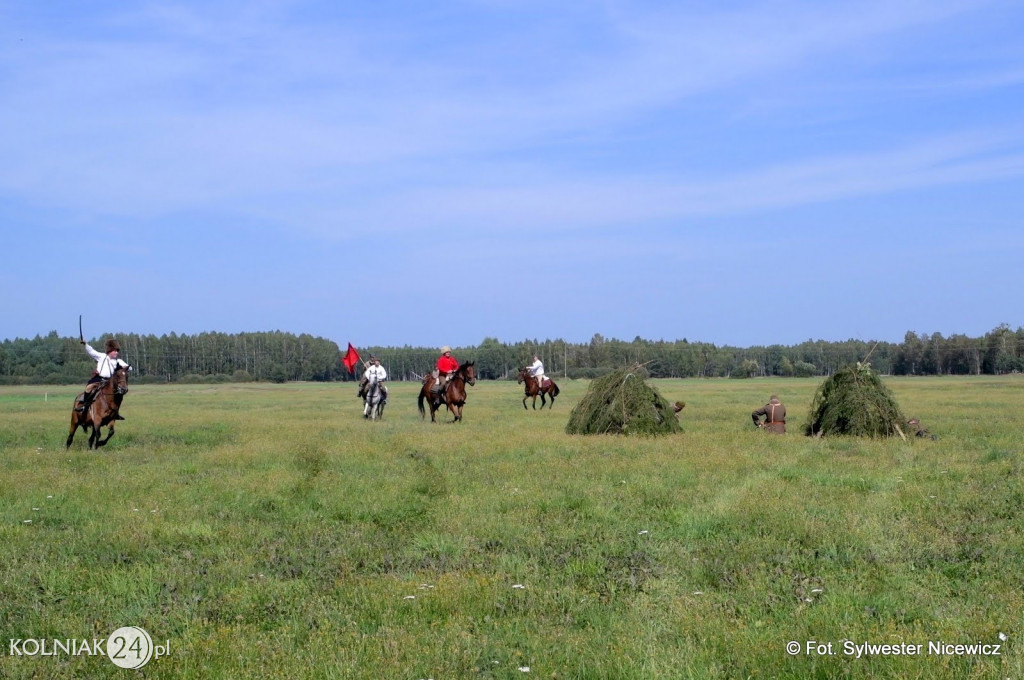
75;379;107;412
426;374;449;402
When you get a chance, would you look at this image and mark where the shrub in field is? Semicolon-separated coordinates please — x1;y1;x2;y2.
565;366;681;435
803;362;906;437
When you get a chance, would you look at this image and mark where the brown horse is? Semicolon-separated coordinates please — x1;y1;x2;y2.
517;367;560;410
418;361;476;423
66;366;129;449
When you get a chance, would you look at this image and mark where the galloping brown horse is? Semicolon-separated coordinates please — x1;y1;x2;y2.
517;367;560;410
418;361;476;423
66;366;129;449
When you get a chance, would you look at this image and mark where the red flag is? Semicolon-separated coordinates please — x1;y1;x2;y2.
342;343;361;374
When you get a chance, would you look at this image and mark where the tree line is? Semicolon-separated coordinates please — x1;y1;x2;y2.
1;325;1021;385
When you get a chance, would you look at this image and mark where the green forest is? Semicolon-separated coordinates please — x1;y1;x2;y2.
1;325;1021;385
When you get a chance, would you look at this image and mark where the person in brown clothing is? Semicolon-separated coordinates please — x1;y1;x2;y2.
752;395;786;433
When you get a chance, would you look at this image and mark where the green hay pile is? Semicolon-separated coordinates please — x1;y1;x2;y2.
565;367;681;436
803;363;906;438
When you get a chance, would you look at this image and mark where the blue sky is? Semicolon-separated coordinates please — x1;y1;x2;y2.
2;0;1022;349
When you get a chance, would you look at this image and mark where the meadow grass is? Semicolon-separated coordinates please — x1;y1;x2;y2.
0;376;1021;678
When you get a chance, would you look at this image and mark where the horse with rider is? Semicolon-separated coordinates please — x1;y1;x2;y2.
418;346;476;422
518;354;560;409
357;355;388;420
67;338;132;449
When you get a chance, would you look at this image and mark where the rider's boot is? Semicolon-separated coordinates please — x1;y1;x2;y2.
75;390;93;413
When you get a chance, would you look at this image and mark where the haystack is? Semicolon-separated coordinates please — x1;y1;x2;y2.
565;366;681;436
803;362;906;438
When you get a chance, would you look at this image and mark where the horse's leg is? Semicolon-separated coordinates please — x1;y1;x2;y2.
66;413;80;449
540;392;547;409
96;424;115;448
522;394;528;410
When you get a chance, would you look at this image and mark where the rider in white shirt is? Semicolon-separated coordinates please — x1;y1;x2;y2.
362;355;388;416
528;355;546;385
77;338;132;416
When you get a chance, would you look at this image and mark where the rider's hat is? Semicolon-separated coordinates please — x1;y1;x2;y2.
104;338;121;353
441;346;452;353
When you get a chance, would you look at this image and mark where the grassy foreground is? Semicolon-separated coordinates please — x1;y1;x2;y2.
1;376;1021;679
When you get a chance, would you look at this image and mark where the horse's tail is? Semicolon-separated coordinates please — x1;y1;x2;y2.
417;388;426;418
551;382;560;397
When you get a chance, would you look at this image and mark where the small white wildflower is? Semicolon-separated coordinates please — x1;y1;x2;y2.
998;632;1008;641
805;598;813;603
518;667;531;673
133;508;139;512
692;591;703;595
512;584;526;589
23;520;32;524
638;530;649;535
47;495;53;499
32;508;39;511
929;495;936;499
811;588;823;594
404;595;416;600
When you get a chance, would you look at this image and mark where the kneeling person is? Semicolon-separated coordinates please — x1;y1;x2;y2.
752;394;786;434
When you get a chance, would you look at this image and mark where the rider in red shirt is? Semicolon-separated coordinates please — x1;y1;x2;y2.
435;346;459;392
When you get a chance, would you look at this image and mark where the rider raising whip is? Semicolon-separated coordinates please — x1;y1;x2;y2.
77;338;133;418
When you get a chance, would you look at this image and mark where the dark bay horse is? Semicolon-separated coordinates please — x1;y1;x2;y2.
517;367;560;410
66;366;129;449
418;361;476;423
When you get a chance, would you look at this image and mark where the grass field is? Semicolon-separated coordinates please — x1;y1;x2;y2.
1;376;1021;679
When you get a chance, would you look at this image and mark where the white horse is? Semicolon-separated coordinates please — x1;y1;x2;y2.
363;374;386;421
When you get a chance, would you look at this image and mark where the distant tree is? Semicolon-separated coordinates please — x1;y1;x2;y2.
734;359;760;378
793;361;818;377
